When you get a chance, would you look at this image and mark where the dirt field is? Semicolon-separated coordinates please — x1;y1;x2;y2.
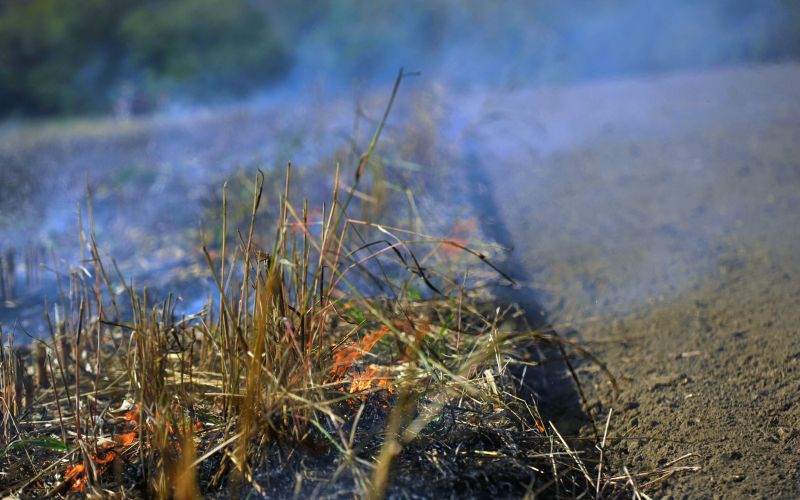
462;63;800;497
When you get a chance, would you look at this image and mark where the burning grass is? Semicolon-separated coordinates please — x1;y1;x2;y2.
0;71;659;498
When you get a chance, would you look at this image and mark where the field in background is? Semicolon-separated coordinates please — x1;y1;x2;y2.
2;1;799;118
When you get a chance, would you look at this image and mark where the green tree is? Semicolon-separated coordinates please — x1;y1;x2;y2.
120;0;288;97
0;0;289;116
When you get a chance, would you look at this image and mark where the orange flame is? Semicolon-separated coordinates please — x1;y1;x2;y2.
65;463;87;492
95;451;115;465
330;326;389;380
116;431;137;446
328;320;430;394
123;403;141;424
63;450;119;492
61;401;205;492
349;365;395;394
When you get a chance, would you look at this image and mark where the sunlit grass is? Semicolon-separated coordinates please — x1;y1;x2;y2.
0;70;643;498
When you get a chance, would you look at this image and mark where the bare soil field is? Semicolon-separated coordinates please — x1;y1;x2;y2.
463;63;800;497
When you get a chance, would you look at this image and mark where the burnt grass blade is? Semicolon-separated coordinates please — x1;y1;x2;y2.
0;77;643;499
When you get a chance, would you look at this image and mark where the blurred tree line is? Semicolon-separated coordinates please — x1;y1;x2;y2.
261;0;800;89
1;0;799;118
0;0;288;116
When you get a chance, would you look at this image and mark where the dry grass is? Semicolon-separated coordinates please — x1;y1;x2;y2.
0;70;687;499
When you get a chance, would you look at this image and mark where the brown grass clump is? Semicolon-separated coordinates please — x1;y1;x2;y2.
0;70;669;498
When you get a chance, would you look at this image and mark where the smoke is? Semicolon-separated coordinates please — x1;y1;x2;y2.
265;1;800;91
454;62;800;320
2;0;800;334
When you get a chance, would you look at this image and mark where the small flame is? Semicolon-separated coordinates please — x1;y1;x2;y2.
65;463;86;492
330;325;389;380
123;403;141;424
93;450;116;465
349;365;395;394
116;431;137;446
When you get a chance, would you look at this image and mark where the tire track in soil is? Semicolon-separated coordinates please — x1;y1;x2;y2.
456;62;800;497
460;135;595;440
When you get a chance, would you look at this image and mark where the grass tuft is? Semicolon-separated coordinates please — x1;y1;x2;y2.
0;71;671;499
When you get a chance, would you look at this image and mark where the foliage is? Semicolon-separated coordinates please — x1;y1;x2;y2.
2;0;800;117
0;0;288;116
119;0;288;96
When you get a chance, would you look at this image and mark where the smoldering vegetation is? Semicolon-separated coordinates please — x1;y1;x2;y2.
0;79;635;497
1;1;798;498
